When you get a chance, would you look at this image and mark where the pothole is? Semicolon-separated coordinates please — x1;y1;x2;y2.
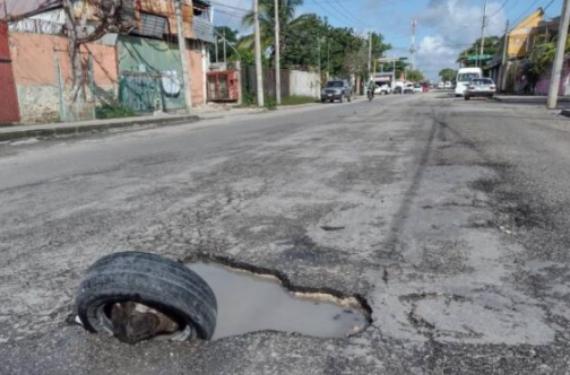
187;262;371;339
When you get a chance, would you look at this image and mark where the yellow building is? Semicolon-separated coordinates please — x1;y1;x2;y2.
508;9;544;59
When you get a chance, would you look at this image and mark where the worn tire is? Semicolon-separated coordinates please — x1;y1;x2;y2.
347;95;352;102
76;252;217;340
339;95;344;103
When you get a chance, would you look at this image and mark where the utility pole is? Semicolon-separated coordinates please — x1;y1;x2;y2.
317;33;321;80
548;0;570;109
223;29;227;63
410;19;417;70
175;0;192;110
479;0;488;68
274;0;281;105
253;0;264;107
327;39;330;78
368;31;372;76
499;20;509;92
214;36;218;63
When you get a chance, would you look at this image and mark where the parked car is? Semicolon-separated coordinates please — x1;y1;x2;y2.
403;83;415;94
321;80;352;103
374;84;392;95
464;78;496;100
437;82;445;89
413;83;423;94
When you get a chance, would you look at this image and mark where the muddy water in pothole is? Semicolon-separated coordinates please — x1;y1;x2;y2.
188;263;369;340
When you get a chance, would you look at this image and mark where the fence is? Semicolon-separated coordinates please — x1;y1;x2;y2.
242;66;317;103
289;70;320;98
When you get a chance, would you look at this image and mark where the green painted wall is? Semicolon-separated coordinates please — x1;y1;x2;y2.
117;35;186;113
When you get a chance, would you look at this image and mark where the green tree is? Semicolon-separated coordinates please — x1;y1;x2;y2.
241;0;304;62
282;14;328;70
406;69;424;82
211;26;239;63
378;59;409;80
526;35;570;93
439;68;456;82
457;36;501;66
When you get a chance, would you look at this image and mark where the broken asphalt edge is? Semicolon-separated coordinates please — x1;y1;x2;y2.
0;115;201;142
0;100;344;143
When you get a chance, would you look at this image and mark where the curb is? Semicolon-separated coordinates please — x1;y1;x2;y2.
493;96;570;104
0;115;199;142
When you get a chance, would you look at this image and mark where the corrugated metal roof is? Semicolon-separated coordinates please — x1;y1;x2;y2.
0;0;62;21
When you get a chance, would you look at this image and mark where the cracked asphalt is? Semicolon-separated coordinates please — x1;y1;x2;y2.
1;93;570;374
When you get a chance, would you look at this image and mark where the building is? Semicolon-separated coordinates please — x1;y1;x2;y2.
507;8;544;59
0;0;214;124
485;8;552;94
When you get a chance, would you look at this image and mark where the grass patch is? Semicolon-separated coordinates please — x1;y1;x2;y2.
281;95;318;106
96;104;136;119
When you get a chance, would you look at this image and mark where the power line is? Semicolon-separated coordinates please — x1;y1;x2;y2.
209;0;250;13
508;0;543;30
329;0;364;25
307;0;373;28
487;0;509;18
543;0;556;11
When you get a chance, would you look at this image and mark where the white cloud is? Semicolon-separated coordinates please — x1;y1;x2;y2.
415;0;507;80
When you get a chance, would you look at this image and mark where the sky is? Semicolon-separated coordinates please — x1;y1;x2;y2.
211;0;564;80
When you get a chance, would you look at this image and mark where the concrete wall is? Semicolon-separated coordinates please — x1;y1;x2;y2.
289;70;320;98
9;32;117;123
188;40;205;106
534;59;570;96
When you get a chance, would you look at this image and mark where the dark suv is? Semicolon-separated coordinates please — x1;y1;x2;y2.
321;80;352;103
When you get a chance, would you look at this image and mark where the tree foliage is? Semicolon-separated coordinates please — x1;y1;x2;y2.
439;68;456;82
406;69;424;82
211;26;239;63
457;36;501;66
239;4;391;79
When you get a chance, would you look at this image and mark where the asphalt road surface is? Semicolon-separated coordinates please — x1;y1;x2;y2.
1;93;570;374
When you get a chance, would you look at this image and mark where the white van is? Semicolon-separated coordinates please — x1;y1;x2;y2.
455;67;482;96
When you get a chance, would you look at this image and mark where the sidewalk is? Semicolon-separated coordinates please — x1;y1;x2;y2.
493;95;570;106
0;106;266;142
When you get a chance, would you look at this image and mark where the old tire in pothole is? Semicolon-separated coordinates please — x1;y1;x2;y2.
76;251;217;341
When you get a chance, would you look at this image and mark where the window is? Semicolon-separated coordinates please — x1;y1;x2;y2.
457;73;480;82
139;13;167;38
326;81;344;88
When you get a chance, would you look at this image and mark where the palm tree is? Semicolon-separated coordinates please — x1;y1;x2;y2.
240;0;303;60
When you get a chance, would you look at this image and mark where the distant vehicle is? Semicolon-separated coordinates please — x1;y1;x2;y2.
464;78;496;100
444;81;453;89
403;83;415;94
374;84;392;95
393;80;405;94
455;67;482;96
413;83;423;93
321;80;352;103
372;73;394;94
437;82;445;89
